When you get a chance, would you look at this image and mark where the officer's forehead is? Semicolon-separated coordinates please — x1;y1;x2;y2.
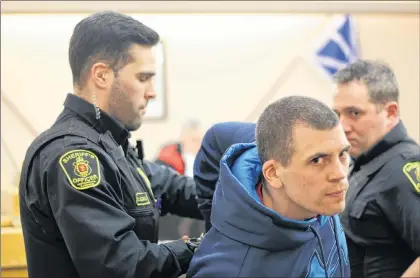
127;44;156;66
333;82;370;108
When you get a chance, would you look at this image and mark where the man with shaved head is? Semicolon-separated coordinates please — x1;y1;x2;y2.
188;96;351;277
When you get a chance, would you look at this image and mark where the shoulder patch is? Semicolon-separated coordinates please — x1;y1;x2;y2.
59;150;101;190
402;161;420;193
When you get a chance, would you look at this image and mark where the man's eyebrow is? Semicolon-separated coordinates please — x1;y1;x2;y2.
307;151;329;160
306;145;352;160
344;106;362;111
334;106;362;112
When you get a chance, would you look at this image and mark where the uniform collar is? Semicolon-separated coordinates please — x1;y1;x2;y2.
63;93;130;147
353;121;408;167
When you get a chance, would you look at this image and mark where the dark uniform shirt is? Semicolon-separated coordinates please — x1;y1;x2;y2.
19;93;202;278
340;121;420;278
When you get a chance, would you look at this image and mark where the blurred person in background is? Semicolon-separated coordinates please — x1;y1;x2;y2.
155;119;205;240
333;59;420;278
155;119;203;177
19;11;202;278
188;96;351;277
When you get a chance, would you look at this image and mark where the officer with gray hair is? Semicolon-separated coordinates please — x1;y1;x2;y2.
332;59;420;278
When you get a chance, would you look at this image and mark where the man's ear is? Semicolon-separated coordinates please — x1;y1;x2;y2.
91;62;114;89
262;160;283;189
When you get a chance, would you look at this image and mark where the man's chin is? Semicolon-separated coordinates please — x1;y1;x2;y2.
320;203;346;216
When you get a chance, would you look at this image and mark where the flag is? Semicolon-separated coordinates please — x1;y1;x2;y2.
315;14;360;78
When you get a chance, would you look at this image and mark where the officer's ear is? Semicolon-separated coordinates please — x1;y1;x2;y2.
91;63;114;90
384;101;399;121
262;160;284;189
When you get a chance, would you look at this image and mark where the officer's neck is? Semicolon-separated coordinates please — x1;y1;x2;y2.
73;87;110;115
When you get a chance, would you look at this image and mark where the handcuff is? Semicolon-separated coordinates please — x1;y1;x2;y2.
185;233;205;252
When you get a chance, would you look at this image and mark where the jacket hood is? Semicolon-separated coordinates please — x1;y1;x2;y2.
211;143;329;251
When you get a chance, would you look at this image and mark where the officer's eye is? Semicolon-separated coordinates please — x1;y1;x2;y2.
139;76;150;82
137;73;155;83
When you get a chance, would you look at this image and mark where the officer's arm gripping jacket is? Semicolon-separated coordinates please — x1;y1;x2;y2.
37;140;191;278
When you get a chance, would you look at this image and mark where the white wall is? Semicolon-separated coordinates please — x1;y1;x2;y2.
1;13;419;189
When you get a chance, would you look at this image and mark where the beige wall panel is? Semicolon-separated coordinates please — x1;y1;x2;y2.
1;13;418;190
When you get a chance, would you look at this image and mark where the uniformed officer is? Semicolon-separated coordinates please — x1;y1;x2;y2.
19;11;202;278
332;60;420;278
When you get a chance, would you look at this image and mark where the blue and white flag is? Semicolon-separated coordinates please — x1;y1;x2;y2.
315;15;360;78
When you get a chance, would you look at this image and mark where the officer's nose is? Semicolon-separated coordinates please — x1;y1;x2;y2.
145;89;156;100
339;116;352;134
339;119;354;142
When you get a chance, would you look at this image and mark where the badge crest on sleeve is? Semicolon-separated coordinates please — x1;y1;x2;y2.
59;150;101;190
135;192;151;206
402;161;420;193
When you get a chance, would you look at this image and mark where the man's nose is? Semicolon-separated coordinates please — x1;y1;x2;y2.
329;159;348;182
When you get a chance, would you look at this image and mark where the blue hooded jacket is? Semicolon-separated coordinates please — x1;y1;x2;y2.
187;143;350;278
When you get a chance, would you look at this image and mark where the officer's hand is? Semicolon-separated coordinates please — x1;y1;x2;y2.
161;238;194;275
185;233;205;253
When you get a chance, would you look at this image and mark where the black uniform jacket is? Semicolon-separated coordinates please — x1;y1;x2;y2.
19;93;202;278
340;121;420;278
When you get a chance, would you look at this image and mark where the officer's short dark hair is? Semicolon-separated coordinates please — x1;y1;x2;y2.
69;11;160;88
256;96;339;167
333;59;399;104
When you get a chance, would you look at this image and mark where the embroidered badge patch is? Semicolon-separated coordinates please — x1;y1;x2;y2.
402;161;420;193
59;150;101;190
136;192;151;206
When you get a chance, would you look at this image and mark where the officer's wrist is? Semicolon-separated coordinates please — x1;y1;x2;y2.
161;239;194;274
